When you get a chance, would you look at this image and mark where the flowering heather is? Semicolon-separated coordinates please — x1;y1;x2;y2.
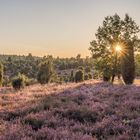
0;80;140;140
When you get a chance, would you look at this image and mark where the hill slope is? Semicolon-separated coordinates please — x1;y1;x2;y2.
0;80;140;140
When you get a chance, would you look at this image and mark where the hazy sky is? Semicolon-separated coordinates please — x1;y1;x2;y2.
0;0;140;57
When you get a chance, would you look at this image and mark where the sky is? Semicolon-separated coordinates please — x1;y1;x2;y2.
0;0;140;58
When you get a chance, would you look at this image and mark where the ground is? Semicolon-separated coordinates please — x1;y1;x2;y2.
0;80;140;140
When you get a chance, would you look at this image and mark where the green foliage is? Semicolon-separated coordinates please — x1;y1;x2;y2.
3;76;10;87
75;70;84;83
12;73;28;90
103;67;111;82
37;60;54;84
0;62;3;86
135;54;140;76
121;43;135;84
88;73;92;79
63;76;69;83
0;54;95;85
76;54;81;60
84;74;89;80
50;73;62;83
89;14;140;82
85;66;91;73
85;67;92;80
78;66;84;71
69;70;74;82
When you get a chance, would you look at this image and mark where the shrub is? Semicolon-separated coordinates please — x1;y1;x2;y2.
103;67;111;82
12;73;28;90
85;66;91;73
88;73;92;79
26;78;37;86
37;60;54;84
50;73;60;83
3;76;10;87
84;74;89;80
24;117;44;131
78;66;84;71
75;70;84;82
121;44;135;84
0;62;3;86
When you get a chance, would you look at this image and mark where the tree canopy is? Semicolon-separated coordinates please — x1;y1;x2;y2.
89;14;140;83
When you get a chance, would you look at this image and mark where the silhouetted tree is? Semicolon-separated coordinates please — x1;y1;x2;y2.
85;66;91;73
89;14;140;83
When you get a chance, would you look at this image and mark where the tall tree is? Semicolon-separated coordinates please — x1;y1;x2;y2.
89;14;140;83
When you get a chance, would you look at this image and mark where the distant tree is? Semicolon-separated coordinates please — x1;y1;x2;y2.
37;60;54;84
7;56;12;62
70;70;74;82
27;53;34;61
0;62;3;86
84;74;89;80
89;14;140;84
88;73;92;79
75;70;84;83
78;66;84;71
85;66;91;73
76;54;81;60
3;76;10;87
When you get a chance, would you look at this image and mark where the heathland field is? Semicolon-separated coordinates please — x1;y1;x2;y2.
0;80;139;140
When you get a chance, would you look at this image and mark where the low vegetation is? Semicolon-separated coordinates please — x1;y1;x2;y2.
0;80;139;139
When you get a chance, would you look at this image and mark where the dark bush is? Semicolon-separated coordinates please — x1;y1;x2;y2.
84;74;89;80
12;73;28;90
75;70;84;82
121;44;135;85
88;73;92;79
103;67;111;82
69;70;74;82
85;66;91;73
78;66;84;71
24;117;44;131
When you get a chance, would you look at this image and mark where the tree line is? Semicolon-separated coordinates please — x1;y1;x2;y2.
0;54;95;90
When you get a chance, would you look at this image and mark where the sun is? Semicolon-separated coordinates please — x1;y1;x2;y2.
115;45;122;52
